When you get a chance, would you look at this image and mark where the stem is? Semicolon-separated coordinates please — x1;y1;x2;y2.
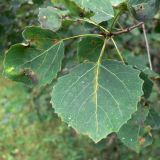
111;38;125;63
142;23;153;70
117;21;124;30
61;33;103;41
79;18;109;33
109;22;143;36
98;38;108;64
110;11;122;32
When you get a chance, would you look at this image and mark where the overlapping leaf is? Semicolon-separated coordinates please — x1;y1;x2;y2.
128;0;160;21
71;0;114;23
125;55;159;98
110;0;126;6
38;7;63;31
51;60;143;142
126;54;159;78
77;37;104;62
118;106;152;153
145;108;160;130
3;26;64;86
140;73;153;99
52;0;85;17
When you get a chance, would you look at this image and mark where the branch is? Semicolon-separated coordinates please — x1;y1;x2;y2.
108;22;144;37
142;23;153;70
106;22;153;70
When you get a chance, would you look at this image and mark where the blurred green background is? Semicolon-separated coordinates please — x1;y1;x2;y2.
0;0;160;160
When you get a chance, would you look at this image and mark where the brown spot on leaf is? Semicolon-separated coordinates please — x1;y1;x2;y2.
23;69;38;84
53;39;59;44
91;40;96;45
138;137;145;145
83;60;89;63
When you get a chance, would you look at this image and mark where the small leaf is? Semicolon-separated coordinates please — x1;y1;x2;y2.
118;105;152;153
140;73;153;99
77;37;104;62
126;54;159;78
51;60;143;142
3;26;64;86
128;0;160;22
72;0;114;23
145;108;160;130
125;55;158;98
53;0;85;17
38;7;62;31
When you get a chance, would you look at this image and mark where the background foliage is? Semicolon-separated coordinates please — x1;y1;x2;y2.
0;0;160;159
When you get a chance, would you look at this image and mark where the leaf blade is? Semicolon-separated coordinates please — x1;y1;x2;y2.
51;60;143;142
38;7;62;31
72;0;114;23
118;106;152;153
3;27;64;86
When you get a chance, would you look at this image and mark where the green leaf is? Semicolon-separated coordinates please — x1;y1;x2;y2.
77;37;104;62
118;106;152;153
3;26;64;86
53;0;85;17
126;54;159;78
145;108;160;130
110;0;126;6
51;60;143;142
38;7;63;31
125;55;159;99
140;73;153;99
128;0;160;22
150;33;160;42
72;0;114;23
